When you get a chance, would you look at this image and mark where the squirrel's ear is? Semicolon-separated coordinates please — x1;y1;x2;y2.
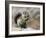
14;13;22;24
